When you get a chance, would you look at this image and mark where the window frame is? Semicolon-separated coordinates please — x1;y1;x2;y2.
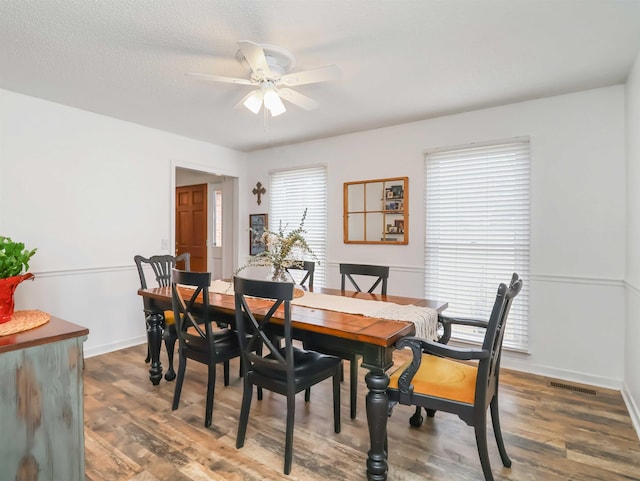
269;165;328;288
424;138;531;351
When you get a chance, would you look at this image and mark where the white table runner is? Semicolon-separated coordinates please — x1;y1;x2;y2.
209;280;438;341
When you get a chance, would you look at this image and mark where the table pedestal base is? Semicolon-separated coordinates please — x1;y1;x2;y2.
146;311;164;385
365;370;390;481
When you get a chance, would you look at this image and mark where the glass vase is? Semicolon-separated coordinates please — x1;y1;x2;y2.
270;266;289;282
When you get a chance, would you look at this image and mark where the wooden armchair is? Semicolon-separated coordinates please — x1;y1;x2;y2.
387;273;522;481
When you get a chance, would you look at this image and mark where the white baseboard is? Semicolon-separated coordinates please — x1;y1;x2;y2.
500;356;623;390
622;384;640;441
84;335;147;359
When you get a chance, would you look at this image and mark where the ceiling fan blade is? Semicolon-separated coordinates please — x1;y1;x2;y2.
237;40;272;79
280;65;341;86
187;72;254;86
278;88;320;110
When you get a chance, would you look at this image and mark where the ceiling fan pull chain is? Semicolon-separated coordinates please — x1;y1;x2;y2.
263;106;270;141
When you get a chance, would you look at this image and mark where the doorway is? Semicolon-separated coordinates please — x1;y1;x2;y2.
175;183;207;271
174;167;236;279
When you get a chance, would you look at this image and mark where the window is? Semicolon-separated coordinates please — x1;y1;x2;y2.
424;139;530;351
213;189;223;247
270;166;328;287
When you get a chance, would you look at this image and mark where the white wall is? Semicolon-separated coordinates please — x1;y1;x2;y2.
1;84;635;426
625;50;640;436
247;86;627;390
0;89;247;357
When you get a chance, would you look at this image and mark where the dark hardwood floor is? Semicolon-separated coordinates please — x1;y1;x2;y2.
84;344;640;481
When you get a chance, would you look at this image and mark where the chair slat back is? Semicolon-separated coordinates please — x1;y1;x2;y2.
286;260;315;290
171;269;213;343
135;253;191;289
234;277;295;375
340;263;389;294
476;273;522;405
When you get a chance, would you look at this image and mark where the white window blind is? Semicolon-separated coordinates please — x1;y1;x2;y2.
270;166;328;287
213;189;222;247
424;140;530;351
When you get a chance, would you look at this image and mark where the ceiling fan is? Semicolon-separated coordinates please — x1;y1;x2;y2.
188;41;340;117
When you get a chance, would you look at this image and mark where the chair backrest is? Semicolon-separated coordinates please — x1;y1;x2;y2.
171;269;216;349
286;260;315;290
339;263;389;295
134;253;191;289
475;273;522;407
233;277;295;378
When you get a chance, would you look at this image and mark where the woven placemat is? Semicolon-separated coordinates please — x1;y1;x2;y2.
0;310;51;336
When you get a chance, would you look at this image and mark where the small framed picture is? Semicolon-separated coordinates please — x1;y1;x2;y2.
249;214;268;255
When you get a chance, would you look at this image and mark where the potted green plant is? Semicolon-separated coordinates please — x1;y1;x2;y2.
0;236;37;323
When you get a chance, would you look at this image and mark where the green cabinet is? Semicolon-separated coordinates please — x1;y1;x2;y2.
0;317;88;481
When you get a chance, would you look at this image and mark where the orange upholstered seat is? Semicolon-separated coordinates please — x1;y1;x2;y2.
163;310;175;325
389;355;478;404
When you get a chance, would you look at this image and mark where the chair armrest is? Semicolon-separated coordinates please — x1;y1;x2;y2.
439;315;489;329
396;336;489;361
394;336;489;397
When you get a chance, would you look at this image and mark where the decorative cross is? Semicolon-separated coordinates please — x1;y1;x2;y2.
252;181;266;205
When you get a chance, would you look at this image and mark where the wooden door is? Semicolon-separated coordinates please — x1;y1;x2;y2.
175;183;207;272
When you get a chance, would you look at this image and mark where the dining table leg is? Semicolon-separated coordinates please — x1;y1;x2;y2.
145;310;164;385
365;369;390;481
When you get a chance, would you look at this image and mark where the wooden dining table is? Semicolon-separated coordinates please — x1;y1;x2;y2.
138;284;447;481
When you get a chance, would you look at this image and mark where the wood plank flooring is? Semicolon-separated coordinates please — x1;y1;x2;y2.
83;344;640;481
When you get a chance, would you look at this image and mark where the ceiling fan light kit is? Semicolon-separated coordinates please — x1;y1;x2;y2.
243;80;286;117
243;90;263;114
188;40;340;118
263;87;286;116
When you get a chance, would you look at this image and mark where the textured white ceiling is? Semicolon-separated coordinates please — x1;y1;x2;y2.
1;0;640;152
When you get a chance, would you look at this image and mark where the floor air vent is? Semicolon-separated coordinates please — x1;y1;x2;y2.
549;381;597;396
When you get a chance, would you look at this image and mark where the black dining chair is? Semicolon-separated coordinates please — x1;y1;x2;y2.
233;276;342;475
387;273;522;481
171;269;245;427
340;263;389;295
285;260;315;290
305;262;390;419
134;253;190;381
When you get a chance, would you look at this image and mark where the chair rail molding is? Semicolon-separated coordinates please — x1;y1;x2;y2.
533;273;623;288
328;262;625;287
625;281;640;297
31;264;135;278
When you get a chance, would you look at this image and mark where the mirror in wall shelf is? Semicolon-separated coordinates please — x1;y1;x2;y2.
343;176;408;244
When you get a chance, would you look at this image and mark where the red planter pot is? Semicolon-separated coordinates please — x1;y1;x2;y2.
0;273;34;324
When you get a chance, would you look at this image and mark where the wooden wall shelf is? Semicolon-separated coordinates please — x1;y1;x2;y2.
343;176;408;245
